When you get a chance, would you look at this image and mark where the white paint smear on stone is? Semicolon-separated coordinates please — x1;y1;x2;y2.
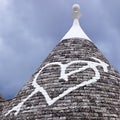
5;57;109;116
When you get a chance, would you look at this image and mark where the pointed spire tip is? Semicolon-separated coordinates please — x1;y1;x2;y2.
61;3;91;41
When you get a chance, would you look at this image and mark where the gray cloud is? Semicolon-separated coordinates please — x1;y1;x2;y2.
0;0;120;99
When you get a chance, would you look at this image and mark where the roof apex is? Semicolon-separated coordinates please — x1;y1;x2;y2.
61;4;91;41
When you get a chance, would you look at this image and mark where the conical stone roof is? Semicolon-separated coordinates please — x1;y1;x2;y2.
1;4;120;120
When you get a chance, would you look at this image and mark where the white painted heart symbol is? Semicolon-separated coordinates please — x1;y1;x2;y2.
5;57;109;116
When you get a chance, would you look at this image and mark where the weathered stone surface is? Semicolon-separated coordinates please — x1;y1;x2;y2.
0;96;4;102
1;38;120;119
0;95;5;116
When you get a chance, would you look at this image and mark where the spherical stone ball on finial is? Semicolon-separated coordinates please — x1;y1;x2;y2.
72;4;81;19
72;4;80;12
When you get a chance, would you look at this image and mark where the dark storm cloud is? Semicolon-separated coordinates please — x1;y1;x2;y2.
0;0;120;99
95;0;120;72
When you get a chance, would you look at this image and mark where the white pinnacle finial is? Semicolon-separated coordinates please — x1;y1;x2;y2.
72;4;81;19
61;3;91;41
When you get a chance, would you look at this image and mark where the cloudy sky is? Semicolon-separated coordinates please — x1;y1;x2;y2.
0;0;120;99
